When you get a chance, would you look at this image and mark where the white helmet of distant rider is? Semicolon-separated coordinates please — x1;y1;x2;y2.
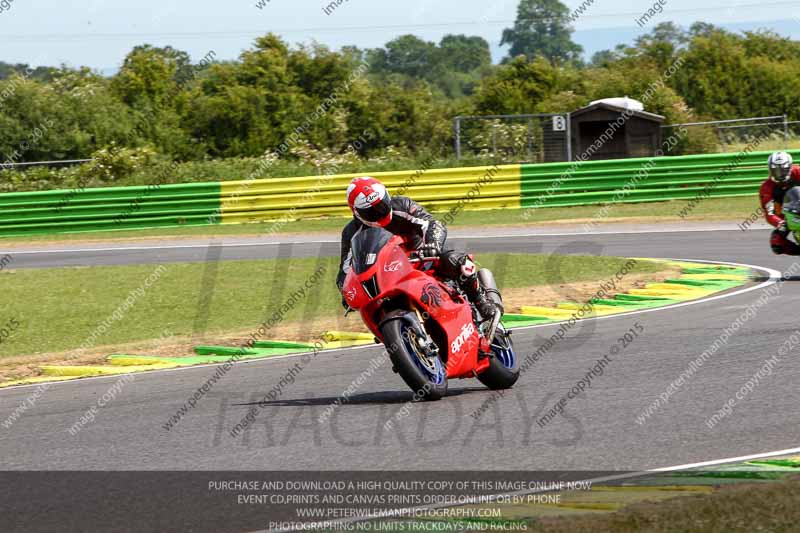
768;151;793;184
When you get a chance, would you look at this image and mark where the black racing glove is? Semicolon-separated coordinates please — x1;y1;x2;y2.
777;220;790;236
418;243;440;258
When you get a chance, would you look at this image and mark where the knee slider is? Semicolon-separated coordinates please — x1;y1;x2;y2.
460;258;477;278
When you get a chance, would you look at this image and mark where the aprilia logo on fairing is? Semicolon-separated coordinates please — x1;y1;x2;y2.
450;322;475;354
384;260;402;272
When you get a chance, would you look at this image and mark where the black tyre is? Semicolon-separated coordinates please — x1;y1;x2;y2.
381;317;448;401
477;324;519;390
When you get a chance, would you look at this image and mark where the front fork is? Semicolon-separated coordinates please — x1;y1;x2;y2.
381;309;438;359
413;308;439;358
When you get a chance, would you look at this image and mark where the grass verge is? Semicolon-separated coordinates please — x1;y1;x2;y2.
0;196;762;245
527;475;800;532
0;254;669;381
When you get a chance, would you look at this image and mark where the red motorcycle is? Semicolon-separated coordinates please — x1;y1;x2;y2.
342;227;519;400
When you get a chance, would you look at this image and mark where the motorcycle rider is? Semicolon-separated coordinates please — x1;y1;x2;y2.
336;176;497;319
760;151;800;255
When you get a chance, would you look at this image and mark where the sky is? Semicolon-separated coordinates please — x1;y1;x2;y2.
0;0;798;72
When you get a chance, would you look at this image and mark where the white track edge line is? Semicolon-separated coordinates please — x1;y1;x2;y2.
0;258;778;394
0;227;771;255
259;444;800;533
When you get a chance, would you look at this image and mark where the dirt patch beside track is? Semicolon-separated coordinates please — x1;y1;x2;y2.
0;265;679;383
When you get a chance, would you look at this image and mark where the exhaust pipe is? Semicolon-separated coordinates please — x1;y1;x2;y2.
478;268;504;344
478;268;504;316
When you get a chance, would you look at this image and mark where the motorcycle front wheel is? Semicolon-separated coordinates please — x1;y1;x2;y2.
381;318;448;401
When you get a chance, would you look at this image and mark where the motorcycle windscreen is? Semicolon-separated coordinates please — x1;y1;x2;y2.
350;226;392;274
785;187;800;231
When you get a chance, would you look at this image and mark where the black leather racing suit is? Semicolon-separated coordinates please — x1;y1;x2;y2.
335;195;469;292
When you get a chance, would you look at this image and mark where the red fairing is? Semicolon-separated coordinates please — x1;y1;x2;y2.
342;234;489;379
759;165;800;227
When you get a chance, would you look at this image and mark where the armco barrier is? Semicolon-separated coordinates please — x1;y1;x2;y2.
218;164;521;225
520;150;799;208
0;182;222;236
0;150;790;236
0;165;520;236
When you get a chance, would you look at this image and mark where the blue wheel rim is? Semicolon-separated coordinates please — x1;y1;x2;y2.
402;325;446;385
491;326;516;369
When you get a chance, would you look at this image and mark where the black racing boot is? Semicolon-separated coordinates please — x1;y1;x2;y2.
462;275;496;320
771;227;800;255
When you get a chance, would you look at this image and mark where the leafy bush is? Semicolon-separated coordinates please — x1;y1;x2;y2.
76;145;156;183
2;19;800;191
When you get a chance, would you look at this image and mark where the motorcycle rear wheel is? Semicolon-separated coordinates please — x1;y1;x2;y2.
477;324;519;390
381;319;448;401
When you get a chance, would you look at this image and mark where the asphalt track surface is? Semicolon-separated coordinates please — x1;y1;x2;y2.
1;223;799;530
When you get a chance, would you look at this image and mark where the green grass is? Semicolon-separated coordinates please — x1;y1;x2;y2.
722;136;800;154
0;254;663;357
527;475;800;532
0;195;763;244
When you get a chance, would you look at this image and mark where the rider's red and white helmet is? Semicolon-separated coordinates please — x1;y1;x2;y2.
346;177;392;228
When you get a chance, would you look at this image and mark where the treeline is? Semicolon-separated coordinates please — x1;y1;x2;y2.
0;7;799;190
